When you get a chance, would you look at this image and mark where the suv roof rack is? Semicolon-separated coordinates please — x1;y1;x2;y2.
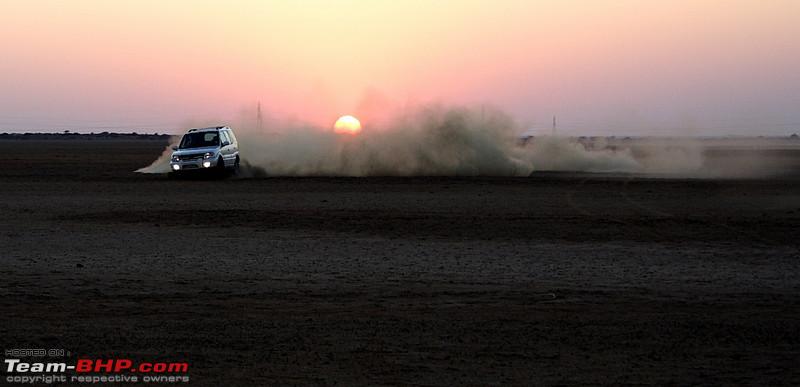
187;126;228;133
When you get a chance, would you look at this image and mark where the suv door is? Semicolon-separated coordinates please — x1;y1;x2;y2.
226;130;239;158
219;131;231;165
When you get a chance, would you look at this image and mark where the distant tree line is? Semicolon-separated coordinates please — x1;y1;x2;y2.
0;132;172;140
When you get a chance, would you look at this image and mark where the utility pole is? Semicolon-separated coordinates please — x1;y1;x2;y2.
256;101;263;131
552;115;557;136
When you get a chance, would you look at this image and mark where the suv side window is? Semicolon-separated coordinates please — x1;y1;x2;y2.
220;131;231;146
226;130;237;145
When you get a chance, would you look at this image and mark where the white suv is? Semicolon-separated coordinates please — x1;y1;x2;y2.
169;126;240;175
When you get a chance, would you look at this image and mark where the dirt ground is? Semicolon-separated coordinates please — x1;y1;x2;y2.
1;138;798;385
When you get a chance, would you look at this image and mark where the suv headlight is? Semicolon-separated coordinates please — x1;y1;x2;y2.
171;155;180;162
203;152;214;159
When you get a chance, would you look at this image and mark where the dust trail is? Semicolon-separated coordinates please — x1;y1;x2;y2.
138;104;710;176
521;136;639;173
136;136;180;174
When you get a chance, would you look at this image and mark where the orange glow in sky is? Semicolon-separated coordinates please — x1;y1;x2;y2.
0;0;799;135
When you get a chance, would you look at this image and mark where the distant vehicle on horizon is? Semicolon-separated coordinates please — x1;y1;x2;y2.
169;126;239;177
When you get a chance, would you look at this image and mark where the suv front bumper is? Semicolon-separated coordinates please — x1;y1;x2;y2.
170;159;214;171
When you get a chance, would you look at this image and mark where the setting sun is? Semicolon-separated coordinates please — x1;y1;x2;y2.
333;115;362;135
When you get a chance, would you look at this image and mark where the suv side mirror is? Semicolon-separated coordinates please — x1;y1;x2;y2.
171;146;178;151
221;141;230;147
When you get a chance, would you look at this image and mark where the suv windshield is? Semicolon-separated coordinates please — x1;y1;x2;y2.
179;131;219;149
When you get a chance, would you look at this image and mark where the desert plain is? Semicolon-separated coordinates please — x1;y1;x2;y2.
0;135;798;385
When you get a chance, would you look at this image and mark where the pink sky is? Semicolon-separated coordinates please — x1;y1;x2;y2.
1;0;799;135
